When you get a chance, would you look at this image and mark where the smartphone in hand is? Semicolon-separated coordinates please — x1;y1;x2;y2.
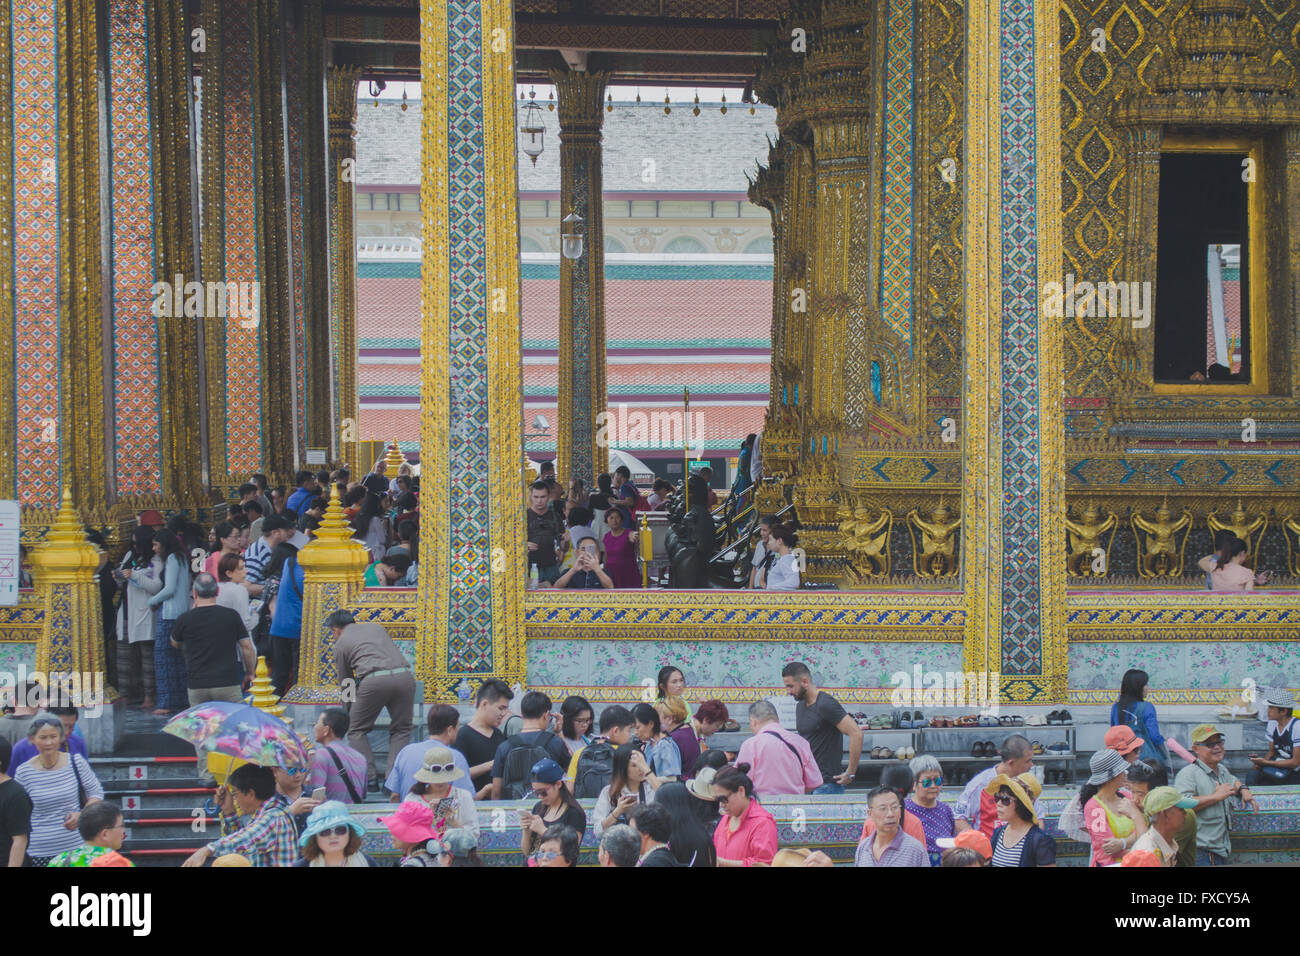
311;787;326;802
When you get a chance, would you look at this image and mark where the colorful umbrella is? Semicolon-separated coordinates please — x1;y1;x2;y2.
163;701;309;770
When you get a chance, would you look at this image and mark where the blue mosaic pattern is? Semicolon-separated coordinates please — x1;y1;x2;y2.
879;0;914;349
445;2;492;673
999;0;1041;675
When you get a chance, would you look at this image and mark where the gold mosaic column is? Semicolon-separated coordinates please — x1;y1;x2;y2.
147;0;206;505
327;66;362;469
60;0;109;511
300;0;332;460
29;490;112;702
551;69;609;484
284;487;369;703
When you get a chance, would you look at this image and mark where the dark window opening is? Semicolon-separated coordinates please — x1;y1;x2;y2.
1154;152;1250;384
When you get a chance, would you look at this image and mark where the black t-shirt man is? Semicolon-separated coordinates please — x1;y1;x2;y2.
455;724;505;793
796;691;849;780
0;777;32;867
171;604;250;689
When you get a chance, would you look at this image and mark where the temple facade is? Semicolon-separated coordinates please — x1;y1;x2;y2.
2;0;1299;727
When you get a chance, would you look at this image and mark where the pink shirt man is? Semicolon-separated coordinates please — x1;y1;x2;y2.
736;720;823;795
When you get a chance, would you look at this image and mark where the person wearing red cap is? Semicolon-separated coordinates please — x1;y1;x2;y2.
1103;725;1145;764
936;828;992;866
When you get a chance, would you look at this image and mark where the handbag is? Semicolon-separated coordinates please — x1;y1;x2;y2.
69;753;89;809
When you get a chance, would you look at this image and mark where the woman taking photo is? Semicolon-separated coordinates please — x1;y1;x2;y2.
406;747;479;840
653;782;716;866
149;529;191;717
1110;669;1169;768
519;758;586;858
114;526;163;710
293;801;375;867
12;716;104;866
984;771;1056;867
712;763;777;867
1081;748;1147;866
593;747;655;837
554;536;614;590
759;524;801;590
632;703;681;787
559;696;595;756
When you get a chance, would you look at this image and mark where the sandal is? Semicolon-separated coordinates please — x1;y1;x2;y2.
878;747;894;760
1031;741;1044;755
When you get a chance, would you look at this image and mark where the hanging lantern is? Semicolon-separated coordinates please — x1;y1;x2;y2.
663;90;671;115
547;88;555;111
635;88;642;104
693;90;700;117
400;88;409;112
606;92;613;112
561;210;585;260
520;97;546;166
720;92;727;115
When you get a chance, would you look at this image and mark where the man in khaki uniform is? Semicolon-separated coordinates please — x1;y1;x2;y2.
327;609;415;789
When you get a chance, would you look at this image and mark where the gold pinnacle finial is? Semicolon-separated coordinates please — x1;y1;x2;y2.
383;439;405;478
314;483;354;546
249;657;284;716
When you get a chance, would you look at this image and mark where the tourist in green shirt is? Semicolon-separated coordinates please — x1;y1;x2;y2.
48;800;133;868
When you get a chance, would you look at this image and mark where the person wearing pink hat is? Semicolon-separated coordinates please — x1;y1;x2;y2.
378;799;438;867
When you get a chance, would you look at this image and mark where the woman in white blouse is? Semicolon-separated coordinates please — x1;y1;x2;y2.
759;524;802;591
593;747;656;837
215;552;260;633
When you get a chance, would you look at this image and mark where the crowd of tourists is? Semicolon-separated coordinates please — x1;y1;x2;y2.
3;657;1286;867
525;436;802;591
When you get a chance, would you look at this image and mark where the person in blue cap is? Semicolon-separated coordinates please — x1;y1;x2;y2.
294;801;376;867
519;758;586;859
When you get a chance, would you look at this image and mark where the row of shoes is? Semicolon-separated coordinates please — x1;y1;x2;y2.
868;744;917;760
1044;710;1073;724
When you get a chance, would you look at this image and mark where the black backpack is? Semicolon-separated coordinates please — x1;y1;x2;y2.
573;740;617;799
502;731;558;800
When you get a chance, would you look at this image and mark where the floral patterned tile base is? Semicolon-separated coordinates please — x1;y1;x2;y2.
1070;642;1300;692
527;639;963;690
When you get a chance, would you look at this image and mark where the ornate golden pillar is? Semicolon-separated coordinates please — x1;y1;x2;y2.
551;69;609;484
29;491;111;702
147;0;206;505
300;0;332;460
60;0;109;511
284;487;369;703
327;66;362;469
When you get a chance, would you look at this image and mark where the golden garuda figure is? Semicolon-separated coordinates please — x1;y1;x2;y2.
1281;514;1300;577
1131;499;1192;578
1206;499;1267;568
1065;501;1117;577
836;498;892;576
908;499;961;578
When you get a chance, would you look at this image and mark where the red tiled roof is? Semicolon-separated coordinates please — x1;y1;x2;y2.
360;404;765;450
522;278;772;340
358;278;420;337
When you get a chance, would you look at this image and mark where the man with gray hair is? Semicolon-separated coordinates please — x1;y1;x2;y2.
954;734;1041;838
327;609;415;791
734;699;822;795
597;823;640;868
170;572;256;783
